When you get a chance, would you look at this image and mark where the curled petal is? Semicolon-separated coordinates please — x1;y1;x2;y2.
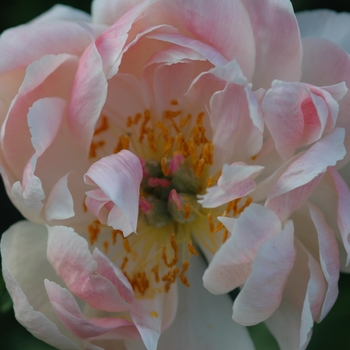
203;204;282;294
232;221;296;325
84;150;143;236
198;162;263;208
47;225;133;312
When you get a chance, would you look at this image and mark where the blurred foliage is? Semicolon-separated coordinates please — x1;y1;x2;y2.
1;0;350;349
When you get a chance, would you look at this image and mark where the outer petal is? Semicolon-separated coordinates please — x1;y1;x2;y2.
198;162;263;208
155;254;255;350
232;221;295;326
241;0;302;88
1;221;79;349
45;280;136;339
203;204;282;294
266;128;346;221
47;225;133;312
84;150;143;236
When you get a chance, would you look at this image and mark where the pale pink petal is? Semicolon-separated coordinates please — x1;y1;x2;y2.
241;0;302;88
47;225;133;312
68;42;108;154
263;81;342;159
0;23;91;74
308;203;339;321
95;1;153;77
1;221;80;349
203;204;282;294
84;150;143;236
297;10;350;52
300;37;350;168
45;173;75;221
31;4;91;24
329;167;350;265
2;54;77;179
265;241;326;350
167;0;256;80
198;162;263;208
232;221;295;325
92;0;144;25
45;280;135;339
266;128;346;220
155;254;255;350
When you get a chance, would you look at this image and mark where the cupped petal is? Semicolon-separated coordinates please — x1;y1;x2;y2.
84;150;143;236
263;80;345;159
198;162;263;208
240;0;301;88
47;225;133;312
1;221;79;349
266;128;346;221
31;4;91;24
308;203;339;321
45;280;136;339
68;41;108;154
232;221;295;326
0;22;91;74
297;10;350;52
203;203;282;295
155;254;255;350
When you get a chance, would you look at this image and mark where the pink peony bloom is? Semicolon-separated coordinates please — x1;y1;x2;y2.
1;1;350;349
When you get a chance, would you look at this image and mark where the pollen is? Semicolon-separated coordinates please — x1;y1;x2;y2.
162;234;179;268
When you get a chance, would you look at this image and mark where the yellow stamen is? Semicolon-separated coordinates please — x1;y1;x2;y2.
94;115;109;136
161;234;179;267
180;261;190;287
161;157;170;176
188;241;199;256
207;213;215;233
103;241;109;254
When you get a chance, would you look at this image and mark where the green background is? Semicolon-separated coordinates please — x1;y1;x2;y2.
0;1;350;349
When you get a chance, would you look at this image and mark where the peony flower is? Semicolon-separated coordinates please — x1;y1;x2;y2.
1;1;350;349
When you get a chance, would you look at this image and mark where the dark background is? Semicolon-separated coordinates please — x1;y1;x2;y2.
0;1;350;349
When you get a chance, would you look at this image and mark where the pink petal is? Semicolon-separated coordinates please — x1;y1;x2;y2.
67;41;108;154
1;221;79;349
203;204;282;294
45;173;75;221
198;162;263;208
232;221;296;325
47;225;133;312
169;0;256;80
0;22;91;74
263;81;342;159
84;150;143;236
265;241;326;350
266;128;346;221
329;167;350;265
241;0;302;88
45;280;135;339
308;203;339;321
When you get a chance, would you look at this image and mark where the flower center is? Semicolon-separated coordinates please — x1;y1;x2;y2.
86;100;251;297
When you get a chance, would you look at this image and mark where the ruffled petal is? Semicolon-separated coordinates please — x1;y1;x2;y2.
266;128;346;221
1;221;79;349
203;204;282;294
232;221;295;325
198;162;263;208
47;225;133;312
84;150;143;236
45;280;136;339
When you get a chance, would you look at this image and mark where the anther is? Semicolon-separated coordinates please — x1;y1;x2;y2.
94;115;109;135
188;241;199;256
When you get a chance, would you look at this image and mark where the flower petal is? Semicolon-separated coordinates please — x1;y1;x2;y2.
47;225;133;312
1;221;79;349
232;221;296;325
198;162;263;208
241;0;302;87
45;280;135;339
84;150;143;236
203;204;282;294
